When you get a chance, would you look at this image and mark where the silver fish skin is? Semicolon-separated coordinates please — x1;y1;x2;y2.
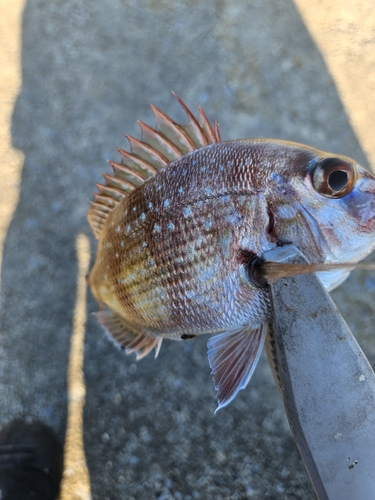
88;97;375;410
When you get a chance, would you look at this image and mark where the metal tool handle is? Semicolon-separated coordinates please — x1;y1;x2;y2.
264;246;375;500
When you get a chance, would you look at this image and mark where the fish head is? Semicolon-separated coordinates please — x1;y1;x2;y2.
264;144;375;287
299;154;375;262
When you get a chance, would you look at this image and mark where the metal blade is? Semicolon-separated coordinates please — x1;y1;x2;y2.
264;245;375;500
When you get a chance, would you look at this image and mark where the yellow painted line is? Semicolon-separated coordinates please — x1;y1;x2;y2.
293;0;375;169
59;234;92;500
0;0;25;288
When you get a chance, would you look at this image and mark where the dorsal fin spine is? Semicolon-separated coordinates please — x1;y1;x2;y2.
172;92;208;147
91;201;113;214
107;162;146;183
88;94;221;238
150;104;196;153
95;185;126;202
93;193;120;207
117;148;157;177
138;120;182;161
126;135;169;170
198;105;216;144
90;214;107;223
103;174;138;195
214;120;221;142
89;208;106;216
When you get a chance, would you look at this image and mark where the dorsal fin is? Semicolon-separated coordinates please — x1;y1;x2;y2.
88;93;221;239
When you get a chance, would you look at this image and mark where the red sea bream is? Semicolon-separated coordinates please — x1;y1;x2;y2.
88;95;375;410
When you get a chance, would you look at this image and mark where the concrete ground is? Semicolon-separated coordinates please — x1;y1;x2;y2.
1;1;375;499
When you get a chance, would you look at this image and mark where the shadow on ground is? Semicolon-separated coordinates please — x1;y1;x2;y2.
1;0;374;498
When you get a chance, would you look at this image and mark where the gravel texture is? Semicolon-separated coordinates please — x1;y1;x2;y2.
1;0;375;498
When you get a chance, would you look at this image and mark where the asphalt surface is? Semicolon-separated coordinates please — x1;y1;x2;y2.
1;0;375;499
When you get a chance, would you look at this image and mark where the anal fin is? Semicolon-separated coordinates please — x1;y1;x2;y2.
94;309;162;360
207;323;267;412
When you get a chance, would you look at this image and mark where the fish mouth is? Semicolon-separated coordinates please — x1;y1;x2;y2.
298;201;341;263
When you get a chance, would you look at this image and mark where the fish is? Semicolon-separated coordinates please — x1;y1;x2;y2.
88;93;375;411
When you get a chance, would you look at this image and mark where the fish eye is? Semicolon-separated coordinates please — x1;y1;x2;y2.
311;157;356;198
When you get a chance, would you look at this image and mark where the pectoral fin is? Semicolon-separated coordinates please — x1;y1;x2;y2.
94;309;162;360
207;324;267;412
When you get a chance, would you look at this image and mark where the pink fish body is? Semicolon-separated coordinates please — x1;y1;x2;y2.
88;95;375;410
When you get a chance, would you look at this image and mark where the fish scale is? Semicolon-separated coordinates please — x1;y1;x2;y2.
93;161;270;329
88;95;375;410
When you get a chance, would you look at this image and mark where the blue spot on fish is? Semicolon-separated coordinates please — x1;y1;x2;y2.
141;213;146;221
168;222;174;230
270;172;284;185
164;199;170;208
148;201;153;209
205;188;212;196
201;166;206;172
184;207;191;217
192;160;196;165
154;224;161;233
142;242;147;247
178;187;184;194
